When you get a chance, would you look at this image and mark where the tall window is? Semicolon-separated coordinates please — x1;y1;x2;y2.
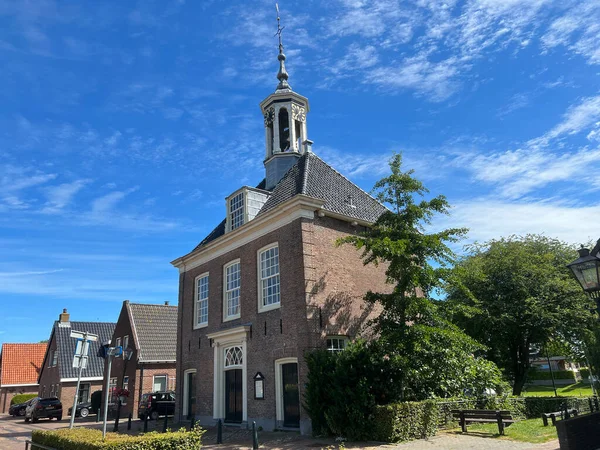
49;350;58;367
122;377;129;405
115;337;122;348
224;260;241;320
229;192;245;230
259;244;280;311
109;377;117;404
195;273;209;327
78;383;90;403
123;335;129;350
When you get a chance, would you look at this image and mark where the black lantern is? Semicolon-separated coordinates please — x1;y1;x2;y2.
254;372;265;399
567;246;600;299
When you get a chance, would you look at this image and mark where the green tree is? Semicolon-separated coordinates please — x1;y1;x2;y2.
337;153;505;401
445;235;594;395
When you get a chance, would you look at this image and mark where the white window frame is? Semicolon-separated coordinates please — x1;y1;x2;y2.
326;336;348;352
257;243;281;313
223;259;241;321
108;377;117;405
153;375;167;392
123;335;129;350
228;191;245;231
115;337;122;348
194;272;210;329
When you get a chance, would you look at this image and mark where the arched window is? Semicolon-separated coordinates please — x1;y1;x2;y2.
278;108;290;152
224;346;243;368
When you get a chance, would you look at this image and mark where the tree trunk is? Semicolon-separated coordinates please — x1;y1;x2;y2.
512;341;530;396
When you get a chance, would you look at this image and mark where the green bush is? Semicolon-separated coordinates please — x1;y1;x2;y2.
523;397;593;417
32;426;205;450
10;394;37;405
373;401;439;442
528;369;577;381
580;368;590;379
478;396;526;419
435;398;476;427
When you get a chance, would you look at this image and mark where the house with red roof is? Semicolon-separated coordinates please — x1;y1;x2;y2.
0;343;47;413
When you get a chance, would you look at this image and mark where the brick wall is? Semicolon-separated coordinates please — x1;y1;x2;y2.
175;212;390;433
59;380;104;414
0;386;38;413
38;333;60;398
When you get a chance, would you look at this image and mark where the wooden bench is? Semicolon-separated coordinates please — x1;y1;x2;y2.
451;409;515;435
541;409;578;426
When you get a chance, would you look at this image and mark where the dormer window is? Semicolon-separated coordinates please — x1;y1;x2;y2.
229;192;245;231
226;188;270;233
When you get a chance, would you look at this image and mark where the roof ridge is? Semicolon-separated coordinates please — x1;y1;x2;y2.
308;151;387;211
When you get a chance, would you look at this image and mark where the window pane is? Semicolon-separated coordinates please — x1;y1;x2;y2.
260;246;280;307
225;263;241;318
196;275;209;325
229;193;245;230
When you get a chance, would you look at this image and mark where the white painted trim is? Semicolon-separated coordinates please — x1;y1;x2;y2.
257;242;281;313
171;195;324;273
274;357;298;424
209;326;249;421
182;369;197;417
223;259;241;322
0;383;38;388
193;272;210;329
138;360;176;363
60;377;103;382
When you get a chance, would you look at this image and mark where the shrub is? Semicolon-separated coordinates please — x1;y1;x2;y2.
10;394;37;405
434;398;476;428
304;349;336;436
523;397;594;418
478;396;526;419
580;368;590;379
32;425;205;450
372;401;439;442
528;369;577;381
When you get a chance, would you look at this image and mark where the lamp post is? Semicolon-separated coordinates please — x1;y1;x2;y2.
113;347;133;432
567;241;600;315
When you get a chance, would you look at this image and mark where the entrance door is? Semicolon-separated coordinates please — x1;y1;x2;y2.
186;371;196;419
282;363;300;427
225;369;243;423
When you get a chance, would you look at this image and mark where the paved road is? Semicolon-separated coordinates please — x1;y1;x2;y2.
0;415;560;450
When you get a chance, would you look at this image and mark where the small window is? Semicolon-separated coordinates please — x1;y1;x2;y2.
258;244;280;311
195;273;209;328
115;337;122;349
123;335;129;350
326;337;347;352
229;192;245;231
153;375;167;392
109;377;117;404
224;260;241;320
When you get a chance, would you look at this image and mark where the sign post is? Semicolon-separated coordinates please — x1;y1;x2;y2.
100;345;122;440
69;331;98;429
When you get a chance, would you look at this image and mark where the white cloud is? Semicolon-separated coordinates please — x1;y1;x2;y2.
438;199;600;245
91;187;138;213
42;179;90;213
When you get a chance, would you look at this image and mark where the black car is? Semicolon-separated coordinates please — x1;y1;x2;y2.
9;400;30;417
25;397;63;422
138;392;175;420
68;401;93;418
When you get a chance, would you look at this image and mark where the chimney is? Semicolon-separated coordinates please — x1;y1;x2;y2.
164;301;170;306
58;308;70;327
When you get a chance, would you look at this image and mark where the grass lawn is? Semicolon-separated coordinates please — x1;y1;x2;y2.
522;381;594;397
463;418;557;443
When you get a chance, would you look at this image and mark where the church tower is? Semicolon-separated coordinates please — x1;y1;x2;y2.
260;6;312;191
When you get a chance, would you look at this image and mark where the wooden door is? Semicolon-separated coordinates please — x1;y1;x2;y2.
282;363;300;427
225;369;243;423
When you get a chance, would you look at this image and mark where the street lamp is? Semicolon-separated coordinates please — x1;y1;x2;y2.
567;241;600;314
113;347;134;432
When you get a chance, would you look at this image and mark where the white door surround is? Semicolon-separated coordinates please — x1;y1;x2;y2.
207;326;250;423
274;357;298;425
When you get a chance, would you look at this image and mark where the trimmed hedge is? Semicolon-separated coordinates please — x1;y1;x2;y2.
373;401;439;443
10;394;37;405
32;426;205;450
528;369;577;381
523;397;593;417
580;368;591;379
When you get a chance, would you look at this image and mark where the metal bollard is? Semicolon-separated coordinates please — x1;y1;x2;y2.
127;413;132;431
595;397;599;412
589;398;594;413
217;419;223;444
163;414;168;432
97;408;101;422
252;421;259;449
190;415;196;431
143;413;149;432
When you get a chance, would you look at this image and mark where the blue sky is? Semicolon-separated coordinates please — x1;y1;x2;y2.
1;0;600;346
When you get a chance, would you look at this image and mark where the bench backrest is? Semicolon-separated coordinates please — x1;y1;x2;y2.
451;409;513;419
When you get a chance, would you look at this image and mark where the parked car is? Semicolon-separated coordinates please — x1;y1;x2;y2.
138;391;175;420
9;399;32;417
25;397;62;422
68;401;92;418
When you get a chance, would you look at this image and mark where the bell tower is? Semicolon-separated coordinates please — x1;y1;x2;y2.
260;4;312;191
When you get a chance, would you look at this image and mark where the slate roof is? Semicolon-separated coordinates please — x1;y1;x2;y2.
53;321;116;380
128;303;177;363
0;343;46;386
194;152;387;250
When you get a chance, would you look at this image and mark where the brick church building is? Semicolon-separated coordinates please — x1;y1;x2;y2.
172;28;389;434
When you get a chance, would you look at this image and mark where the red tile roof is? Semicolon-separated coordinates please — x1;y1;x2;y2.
0;343;47;386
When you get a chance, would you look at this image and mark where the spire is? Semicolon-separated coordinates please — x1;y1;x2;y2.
275;3;291;92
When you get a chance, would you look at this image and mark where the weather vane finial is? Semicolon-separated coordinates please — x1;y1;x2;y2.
274;3;291;92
